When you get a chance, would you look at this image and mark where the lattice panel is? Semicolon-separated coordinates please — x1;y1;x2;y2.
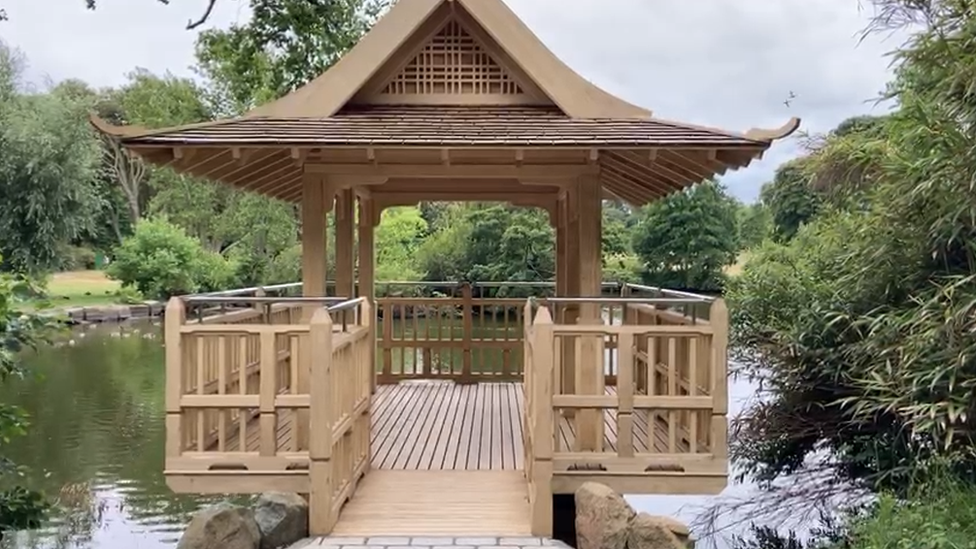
382;19;524;96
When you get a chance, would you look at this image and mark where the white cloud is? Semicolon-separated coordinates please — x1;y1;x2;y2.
1;0;905;200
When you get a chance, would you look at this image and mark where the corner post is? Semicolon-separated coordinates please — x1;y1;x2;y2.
709;298;729;462
309;309;336;534
298;172;332;450
164;297;186;461
530;306;555;536
576;173;604;451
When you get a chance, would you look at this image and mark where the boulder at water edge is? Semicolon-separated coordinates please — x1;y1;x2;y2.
176;502;261;549
575;482;635;549
254;492;309;549
626;513;686;549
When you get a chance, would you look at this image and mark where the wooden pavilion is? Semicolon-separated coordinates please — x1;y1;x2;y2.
92;0;797;539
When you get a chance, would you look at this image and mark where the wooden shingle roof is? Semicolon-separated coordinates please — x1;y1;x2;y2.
118;106;775;148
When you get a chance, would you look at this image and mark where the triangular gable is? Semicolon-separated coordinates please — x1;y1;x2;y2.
351;16;550;106
244;0;653;119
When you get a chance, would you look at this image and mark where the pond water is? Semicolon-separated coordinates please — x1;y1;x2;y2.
0;322;764;549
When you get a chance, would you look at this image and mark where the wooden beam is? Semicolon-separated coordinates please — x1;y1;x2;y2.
304;163;596;179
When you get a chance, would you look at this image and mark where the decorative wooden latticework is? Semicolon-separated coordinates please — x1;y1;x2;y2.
381;19;524;96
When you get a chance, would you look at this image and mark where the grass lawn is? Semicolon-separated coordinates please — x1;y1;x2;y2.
31;270;122;309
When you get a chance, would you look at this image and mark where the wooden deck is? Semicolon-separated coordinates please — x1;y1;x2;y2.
214;381;689;464
372;381;525;470
330;470;531;535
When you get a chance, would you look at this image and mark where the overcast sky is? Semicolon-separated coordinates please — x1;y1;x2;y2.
1;0;905;202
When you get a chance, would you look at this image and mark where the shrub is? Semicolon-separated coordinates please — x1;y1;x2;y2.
0;254;57;538
107;218;236;300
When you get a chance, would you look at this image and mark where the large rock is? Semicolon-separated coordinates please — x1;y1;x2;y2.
254;492;309;549
574;482;635;549
177;502;261;549
626;513;687;549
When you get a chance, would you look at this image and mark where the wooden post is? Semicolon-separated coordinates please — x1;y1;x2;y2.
164;298;185;460
530;306;554;535
358;196;377;393
335;188;355;299
298;172;331;451
259;331;278;456
308;308;336;534
461;282;474;383
563;192;580;422
576;174;603;451
710;299;729;461
358;299;373;472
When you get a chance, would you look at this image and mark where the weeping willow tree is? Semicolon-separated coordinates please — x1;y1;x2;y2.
0;43;101;275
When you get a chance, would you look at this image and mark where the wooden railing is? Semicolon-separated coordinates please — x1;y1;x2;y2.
163;296;373;536
374;281;619;383
523;294;729;534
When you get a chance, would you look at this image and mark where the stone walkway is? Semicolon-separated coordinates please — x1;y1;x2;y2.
289;536;573;549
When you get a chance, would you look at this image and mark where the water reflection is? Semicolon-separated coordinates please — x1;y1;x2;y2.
0;322;232;549
626;376;759;549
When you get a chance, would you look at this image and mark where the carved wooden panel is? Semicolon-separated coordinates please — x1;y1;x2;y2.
381;19;524;97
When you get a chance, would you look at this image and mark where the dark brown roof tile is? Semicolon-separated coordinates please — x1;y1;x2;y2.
122;106;766;148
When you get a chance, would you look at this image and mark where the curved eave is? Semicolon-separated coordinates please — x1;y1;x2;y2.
88;113;237;141
744;117;802;142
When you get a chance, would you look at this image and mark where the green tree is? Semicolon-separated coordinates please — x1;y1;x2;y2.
632;181;739;291
736;202;772;249
194;0;391;111
759;160;822;242
375;206;428;281
417;204;555;284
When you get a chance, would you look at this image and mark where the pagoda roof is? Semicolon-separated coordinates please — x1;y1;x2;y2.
89;0;799;206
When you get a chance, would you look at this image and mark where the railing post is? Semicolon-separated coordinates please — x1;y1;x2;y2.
461;282;474;383
360;299;373;472
309;309;336;535
530;306;554;536
522;301;532;477
709;299;729;462
164;298;186;461
259;330;278;455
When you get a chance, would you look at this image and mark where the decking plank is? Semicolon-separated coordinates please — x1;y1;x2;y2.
375;384;431;469
389;382;438;469
369;384;412;457
331;470;531;536
446;383;476;470
424;380;463;469
209;382;694;468
489;383;504;469
467;382;488;469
